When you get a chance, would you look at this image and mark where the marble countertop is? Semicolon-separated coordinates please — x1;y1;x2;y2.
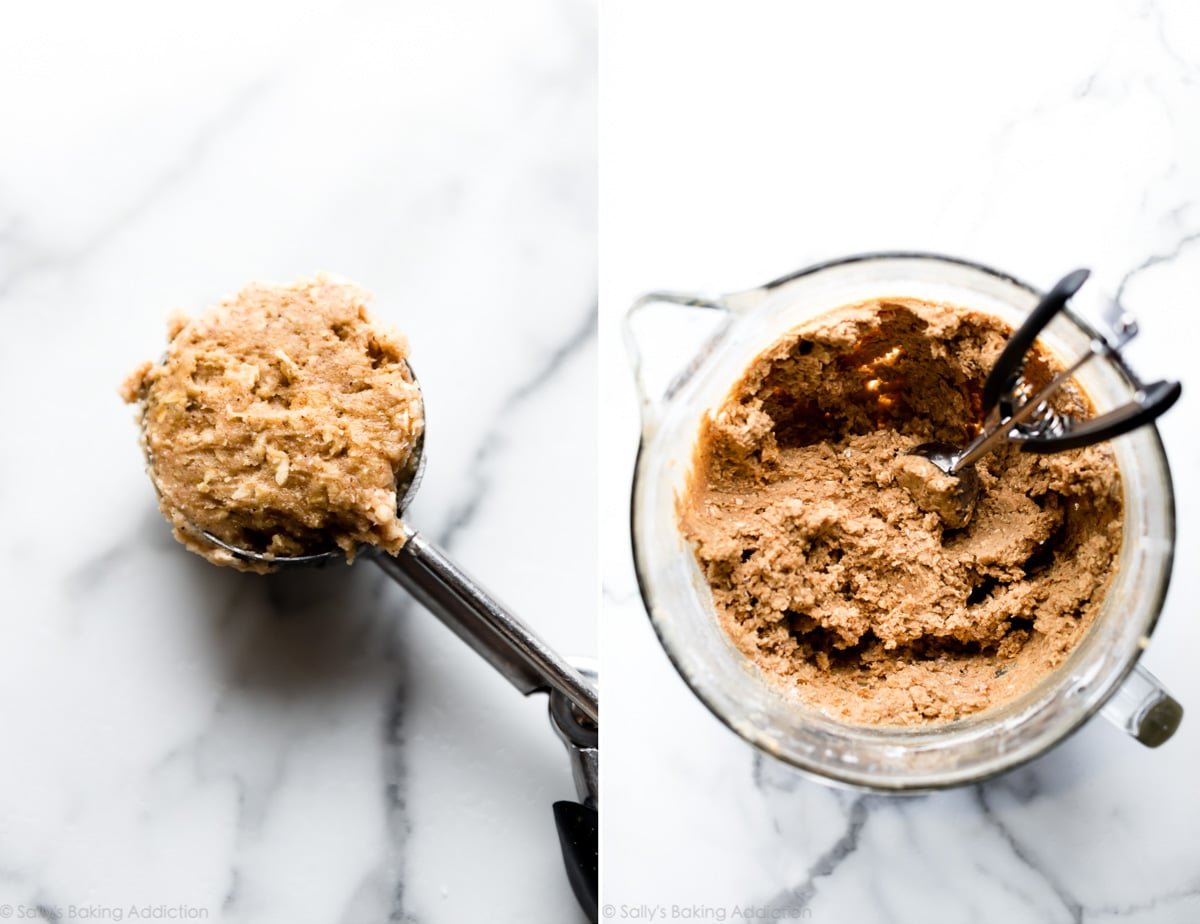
0;1;595;922
600;1;1200;921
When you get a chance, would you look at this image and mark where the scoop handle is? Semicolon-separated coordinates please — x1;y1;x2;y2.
982;268;1090;412
1019;379;1182;453
554;801;598;923
371;530;599;724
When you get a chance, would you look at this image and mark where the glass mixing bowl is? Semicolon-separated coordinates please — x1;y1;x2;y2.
625;252;1181;791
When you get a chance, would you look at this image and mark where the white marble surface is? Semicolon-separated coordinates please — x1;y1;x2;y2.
0;2;594;922
601;1;1200;921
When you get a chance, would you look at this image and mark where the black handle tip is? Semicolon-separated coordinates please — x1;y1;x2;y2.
554;801;598;923
1059;267;1091;298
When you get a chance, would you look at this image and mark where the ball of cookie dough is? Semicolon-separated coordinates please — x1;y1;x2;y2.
122;275;424;572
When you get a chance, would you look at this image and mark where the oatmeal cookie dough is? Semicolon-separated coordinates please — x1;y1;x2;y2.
678;298;1123;725
122;275;424;572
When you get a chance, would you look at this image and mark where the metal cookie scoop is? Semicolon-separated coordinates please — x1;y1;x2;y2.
894;446;980;529
146;364;599;915
904;269;1181;528
168;365;596;720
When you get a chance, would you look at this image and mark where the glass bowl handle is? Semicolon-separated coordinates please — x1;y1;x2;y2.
623;287;766;433
1101;662;1183;747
